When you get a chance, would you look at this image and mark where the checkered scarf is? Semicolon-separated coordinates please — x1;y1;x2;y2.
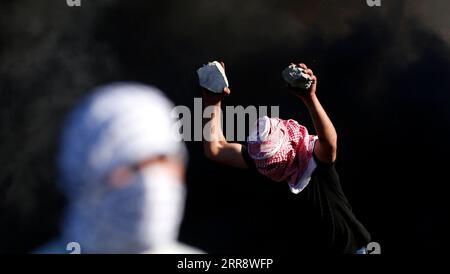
247;116;318;194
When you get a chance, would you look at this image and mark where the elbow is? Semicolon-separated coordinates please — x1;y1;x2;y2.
204;147;217;161
328;136;338;157
204;141;225;162
324;145;337;164
326;135;338;154
203;145;215;161
327;136;338;162
329;145;337;163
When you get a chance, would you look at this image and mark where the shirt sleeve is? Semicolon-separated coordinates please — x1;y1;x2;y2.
312;150;335;170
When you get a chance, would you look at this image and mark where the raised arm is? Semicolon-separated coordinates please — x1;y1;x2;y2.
290;63;337;164
201;62;248;169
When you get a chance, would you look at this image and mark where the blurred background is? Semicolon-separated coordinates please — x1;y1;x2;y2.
0;0;449;253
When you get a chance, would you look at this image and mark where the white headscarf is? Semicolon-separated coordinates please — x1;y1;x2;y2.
58;83;187;253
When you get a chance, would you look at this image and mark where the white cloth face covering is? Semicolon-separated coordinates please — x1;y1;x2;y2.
61;165;186;254
57;83;188;253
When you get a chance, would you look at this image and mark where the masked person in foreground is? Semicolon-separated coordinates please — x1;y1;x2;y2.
37;83;202;254
200;62;371;254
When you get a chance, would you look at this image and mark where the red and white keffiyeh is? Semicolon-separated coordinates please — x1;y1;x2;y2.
247;116;318;194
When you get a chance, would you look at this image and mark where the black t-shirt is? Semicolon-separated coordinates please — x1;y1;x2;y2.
241;146;371;254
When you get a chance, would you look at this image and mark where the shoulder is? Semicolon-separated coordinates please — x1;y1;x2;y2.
313;150;336;170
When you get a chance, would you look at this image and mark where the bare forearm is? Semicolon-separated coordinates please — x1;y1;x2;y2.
198;61;246;168
203;100;226;156
302;94;337;160
202;98;247;168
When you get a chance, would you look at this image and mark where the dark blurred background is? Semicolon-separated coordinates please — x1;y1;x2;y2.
0;0;449;253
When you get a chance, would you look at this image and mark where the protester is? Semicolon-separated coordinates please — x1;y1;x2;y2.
37;83;202;254
201;62;371;254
